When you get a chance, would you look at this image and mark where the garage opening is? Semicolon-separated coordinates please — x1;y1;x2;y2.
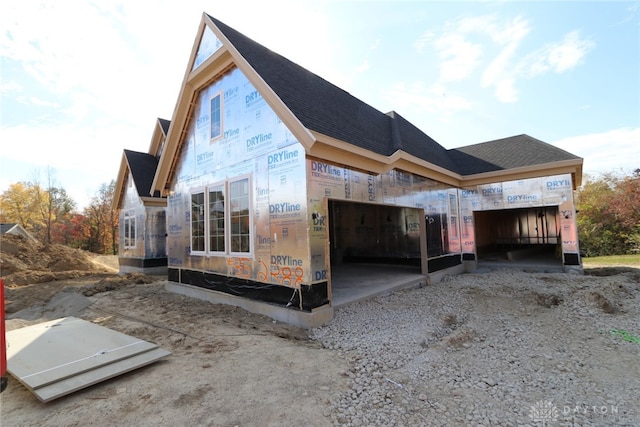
329;200;422;266
474;206;562;266
328;200;426;307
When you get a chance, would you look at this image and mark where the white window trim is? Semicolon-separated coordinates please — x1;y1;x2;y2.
227;174;253;257
189;176;254;258
190;187;207;255
207;182;227;256
210;92;224;142
123;209;136;249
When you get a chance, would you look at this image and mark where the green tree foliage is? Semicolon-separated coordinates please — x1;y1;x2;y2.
576;169;640;256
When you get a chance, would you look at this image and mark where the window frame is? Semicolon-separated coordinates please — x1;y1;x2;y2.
210;92;223;141
123;209;136;249
190;188;207;255
228;175;252;256
188;176;253;258
208;183;226;255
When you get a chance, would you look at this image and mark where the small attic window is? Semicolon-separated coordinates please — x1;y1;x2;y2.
210;93;223;140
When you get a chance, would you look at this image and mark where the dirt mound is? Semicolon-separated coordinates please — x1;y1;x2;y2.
81;273;159;296
0;234;110;285
1;233;163;319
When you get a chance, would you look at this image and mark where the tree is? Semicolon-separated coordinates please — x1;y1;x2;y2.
1;176;119;254
46;187;77;243
0;175;77;245
42;168;76;244
84;180;118;254
0;182;47;238
576;170;640;256
52;213;89;248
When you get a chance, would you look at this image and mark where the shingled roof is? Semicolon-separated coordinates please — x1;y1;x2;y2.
124;150;162;198
158;118;171;135
209;16;451;168
449;134;582;175
207;15;580;177
0;223;18;234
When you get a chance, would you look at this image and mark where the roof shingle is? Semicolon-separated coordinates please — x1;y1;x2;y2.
124;150;162;197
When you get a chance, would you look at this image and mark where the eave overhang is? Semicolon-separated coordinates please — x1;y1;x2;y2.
309;131;583;190
308;131;462;186
140;197;167;207
459;158;583;190
112;155;129;211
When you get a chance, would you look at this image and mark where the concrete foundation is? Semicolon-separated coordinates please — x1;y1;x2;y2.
120;265;168;275
165;282;334;328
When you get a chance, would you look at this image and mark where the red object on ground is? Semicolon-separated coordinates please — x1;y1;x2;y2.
1;278;6;392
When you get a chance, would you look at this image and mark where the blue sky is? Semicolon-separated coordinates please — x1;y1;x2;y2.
1;0;638;209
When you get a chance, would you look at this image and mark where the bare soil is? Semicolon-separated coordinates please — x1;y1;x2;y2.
0;235;349;426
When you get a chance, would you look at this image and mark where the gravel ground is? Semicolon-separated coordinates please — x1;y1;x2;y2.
311;268;640;427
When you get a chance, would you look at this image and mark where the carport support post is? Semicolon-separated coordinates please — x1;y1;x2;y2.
419;209;429;277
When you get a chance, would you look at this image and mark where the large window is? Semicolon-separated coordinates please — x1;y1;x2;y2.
229;178;250;253
123;210;136;249
209;185;225;252
191;192;206;252
190;177;251;255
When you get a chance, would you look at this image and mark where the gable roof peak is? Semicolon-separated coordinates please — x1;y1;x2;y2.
157;118;171;135
123;149;163;198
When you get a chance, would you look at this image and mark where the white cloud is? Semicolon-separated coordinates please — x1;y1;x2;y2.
385;81;473;119
435;32;484;82
413;31;435;53
0;121;145;174
0;80;22;94
17;96;60;108
0;119;148;208
415;15;531;103
525;30;595;77
414;13;595;104
0;0;333;208
355;60;370;75
480;16;530;103
552;127;640;174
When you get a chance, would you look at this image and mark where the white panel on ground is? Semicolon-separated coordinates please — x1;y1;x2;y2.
6;317;170;402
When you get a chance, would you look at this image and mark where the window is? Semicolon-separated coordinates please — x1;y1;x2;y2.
229;178;250;253
210;93;222;140
191;192;206;252
123;210;136;248
209;185;225;252
190;177;252;255
448;192;461;253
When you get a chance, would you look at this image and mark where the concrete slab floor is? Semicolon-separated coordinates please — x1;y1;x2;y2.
330;263;426;308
